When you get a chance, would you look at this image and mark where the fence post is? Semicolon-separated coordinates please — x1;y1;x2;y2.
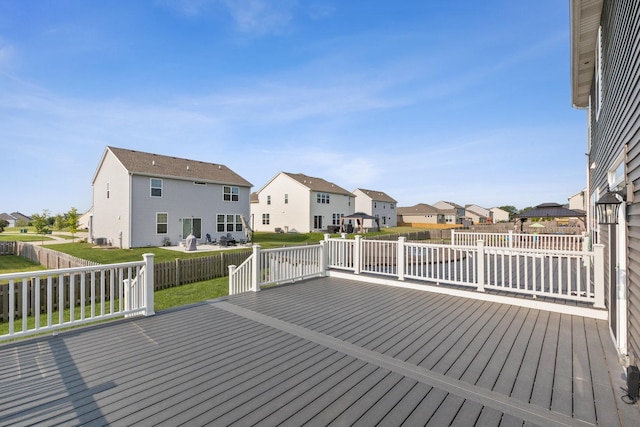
508;230;513;248
397;237;406;281
592;244;605;309
354;235;362;275
476;240;485;292
143;253;155;316
252;244;261;292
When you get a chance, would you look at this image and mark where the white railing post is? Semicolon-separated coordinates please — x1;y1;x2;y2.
319;240;328;276
143;253;155;316
252;244;261;292
397;237;406;281
476;240;485;292
508;230;513;248
324;233;331;241
593;244;605;309
354;235;362;275
123;278;131;315
228;265;237;295
451;229;456;245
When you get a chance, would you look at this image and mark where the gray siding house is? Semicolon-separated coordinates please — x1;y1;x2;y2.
90;146;252;248
571;0;639;366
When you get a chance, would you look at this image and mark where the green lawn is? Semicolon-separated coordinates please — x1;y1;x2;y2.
41;242;244;264
0;256;44;274
0;234;55;242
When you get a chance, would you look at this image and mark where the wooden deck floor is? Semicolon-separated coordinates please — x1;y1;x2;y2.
0;276;638;426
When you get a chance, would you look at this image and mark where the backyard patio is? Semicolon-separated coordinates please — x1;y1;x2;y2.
0;275;638;426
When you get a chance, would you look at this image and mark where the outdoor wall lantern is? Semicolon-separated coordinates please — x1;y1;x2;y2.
596;190;625;224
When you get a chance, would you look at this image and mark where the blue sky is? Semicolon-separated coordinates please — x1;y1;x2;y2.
0;0;587;216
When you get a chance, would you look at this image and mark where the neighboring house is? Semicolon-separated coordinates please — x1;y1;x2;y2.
397;203;444;225
432;201;465;224
79;208;93;230
465;204;492;224
571;0;639;365
90;146;252;248
569;189;587;212
250;172;354;233
0;213;16;227
352;188;397;228
490;207;510;223
10;212;32;227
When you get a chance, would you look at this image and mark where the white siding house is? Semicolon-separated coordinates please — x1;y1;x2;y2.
397;203;444;225
251;172;354;233
90;146;252;248
353;188;397;228
433;201;465;224
490;207;510;223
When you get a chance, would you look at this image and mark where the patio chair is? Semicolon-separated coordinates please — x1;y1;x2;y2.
225;233;237;246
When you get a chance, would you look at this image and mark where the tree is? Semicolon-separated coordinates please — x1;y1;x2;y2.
54;214;66;231
0;219;8;233
31;210;51;242
67;207;80;241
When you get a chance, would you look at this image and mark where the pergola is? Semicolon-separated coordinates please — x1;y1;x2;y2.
340;212;380;233
514;203;586;232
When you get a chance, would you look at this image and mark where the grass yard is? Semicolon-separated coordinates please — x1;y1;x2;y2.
0;234;55;242
0;256;45;274
42;242;241;264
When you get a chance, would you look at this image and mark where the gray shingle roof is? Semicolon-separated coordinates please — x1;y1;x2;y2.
283;172;352;196
107;146;252;187
354;188;397;203
397;203;440;215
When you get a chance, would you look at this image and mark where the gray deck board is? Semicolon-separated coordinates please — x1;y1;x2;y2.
1;276;637;426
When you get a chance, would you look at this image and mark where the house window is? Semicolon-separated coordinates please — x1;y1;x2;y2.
223;186;239;202
156;213;168;234
151;178;162;197
182;218;202;238
284;194;288;204
217;214;243;233
313;215;323;229
106;182;110;199
267;195;271;205
332;213;343;225
608;151;625;191
317;193;330;204
374;202;377;208
262;213;270;225
390;203;394;210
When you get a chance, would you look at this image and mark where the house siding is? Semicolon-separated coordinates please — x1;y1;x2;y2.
252;174;311;233
588;0;640;362
91;151;131;247
92;147;251;248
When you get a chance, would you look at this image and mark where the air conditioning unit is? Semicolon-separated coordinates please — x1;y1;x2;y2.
628;365;639;401
95;237;107;246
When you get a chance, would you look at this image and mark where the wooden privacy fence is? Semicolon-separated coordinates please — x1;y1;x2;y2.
0;272;117;322
16;242;99;269
0;241;16;255
154;250;252;290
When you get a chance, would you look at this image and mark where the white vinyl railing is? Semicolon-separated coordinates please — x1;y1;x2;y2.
451;230;586;251
229;244;325;294
0;254;155;341
227;236;605;309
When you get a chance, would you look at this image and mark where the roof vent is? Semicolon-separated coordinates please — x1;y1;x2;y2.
187;165;190;170
152;160;155;166
218;165;222;169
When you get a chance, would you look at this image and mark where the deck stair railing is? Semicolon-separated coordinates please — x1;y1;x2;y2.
0;254;155;342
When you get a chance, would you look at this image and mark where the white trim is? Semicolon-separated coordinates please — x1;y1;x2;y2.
327;271;607;320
